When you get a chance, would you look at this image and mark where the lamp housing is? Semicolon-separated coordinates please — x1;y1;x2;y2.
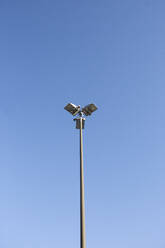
82;103;97;116
64;103;80;116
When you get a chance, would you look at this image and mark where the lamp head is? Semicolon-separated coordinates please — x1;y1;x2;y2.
82;103;98;116
64;103;80;116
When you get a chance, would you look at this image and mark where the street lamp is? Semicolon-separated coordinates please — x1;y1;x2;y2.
64;103;97;248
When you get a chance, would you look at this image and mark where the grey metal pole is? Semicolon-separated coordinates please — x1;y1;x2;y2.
80;116;86;248
64;103;97;248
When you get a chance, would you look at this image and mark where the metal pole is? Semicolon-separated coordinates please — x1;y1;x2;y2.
80;116;86;248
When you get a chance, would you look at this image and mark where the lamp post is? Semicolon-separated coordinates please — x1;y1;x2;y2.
64;103;97;248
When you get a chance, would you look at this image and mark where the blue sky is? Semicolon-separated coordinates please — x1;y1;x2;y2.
0;0;165;247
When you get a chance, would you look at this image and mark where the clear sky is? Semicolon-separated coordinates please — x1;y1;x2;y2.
0;0;165;247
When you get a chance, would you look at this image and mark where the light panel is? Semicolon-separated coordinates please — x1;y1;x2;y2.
64;103;80;116
82;103;98;116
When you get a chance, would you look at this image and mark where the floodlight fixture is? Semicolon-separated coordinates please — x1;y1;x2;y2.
64;103;80;116
82;103;97;116
64;102;98;119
